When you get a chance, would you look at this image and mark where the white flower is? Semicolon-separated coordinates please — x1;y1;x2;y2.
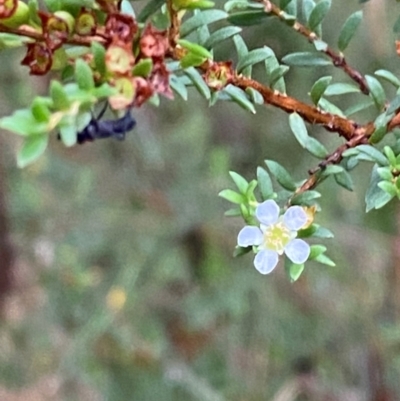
237;200;310;275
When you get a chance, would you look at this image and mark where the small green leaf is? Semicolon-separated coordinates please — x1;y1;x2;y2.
324;83;360;96
375;69;400;88
308;0;330;31
383;146;397;164
387;95;400;114
269;66;290;87
224;0;252;12
31;97;51;123
177;39;213;59
75;59;94;91
0;109;47;136
50;81;70;110
365;75;386;110
377;167;393;181
291;190;321;206
288;261;305;282
28;0;41;25
224;207;242;217
227;10;269;26
204;26;242;48
378;181;398;197
320;165;344;177
233;246;252;257
181;10;228;37
257;167;274;200
237;47;273;73
369;126;387;144
304;137;329;159
224;85;256;114
59;124;77;147
265;160;296;191
318;98;345;117
75;111;91;132
344;98;374;116
196;23;210;46
289;112;308;147
132;58;153;77
357;144;389;166
180;52;207;68
246;179;258;198
181;0;215;10
264;47;286;93
170;76;188;100
121;0;135;16
334;170;354;191
185;67;211;99
282;52;331;67
337;10;362;51
218;189;245;204
313;253;335;266
302;0;315;21
233;33;248;59
299;224;334;238
309;244;327;259
313;225;334;238
310;76;332;105
365;165;393;212
91;83;116;99
245;87;264;105
91;42;106;77
280;0;297;15
229;171;248;194
137;0;164;22
17;135;49;168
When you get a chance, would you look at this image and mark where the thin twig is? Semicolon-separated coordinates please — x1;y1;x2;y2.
260;0;370;94
0;24;107;47
166;0;180;49
232;74;358;140
296;127;373;194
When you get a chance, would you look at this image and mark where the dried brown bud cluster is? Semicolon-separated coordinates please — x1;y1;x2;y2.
16;1;173;110
105;20;172;109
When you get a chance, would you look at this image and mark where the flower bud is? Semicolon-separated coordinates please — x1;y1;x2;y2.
75;9;96;36
53;11;75;34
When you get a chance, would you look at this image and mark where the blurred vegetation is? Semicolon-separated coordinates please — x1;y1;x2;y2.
1;1;400;400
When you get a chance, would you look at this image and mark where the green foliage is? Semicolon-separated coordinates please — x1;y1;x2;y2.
281;52;331;66
307;0;330;31
337;10;363;51
4;0;400;399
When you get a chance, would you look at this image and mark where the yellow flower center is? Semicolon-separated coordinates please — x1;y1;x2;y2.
263;221;292;254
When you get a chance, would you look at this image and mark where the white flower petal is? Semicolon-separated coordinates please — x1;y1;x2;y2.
256;200;280;226
284;239;310;264
283;206;307;231
254;249;279;274
237;226;263;247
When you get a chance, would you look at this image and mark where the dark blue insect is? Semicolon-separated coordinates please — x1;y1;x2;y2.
59;104;136;145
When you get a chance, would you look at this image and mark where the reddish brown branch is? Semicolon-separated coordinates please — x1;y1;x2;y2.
233;74;358;140
0;23;107;47
166;0;180;49
388;112;400;132
261;0;369;95
297;128;372;194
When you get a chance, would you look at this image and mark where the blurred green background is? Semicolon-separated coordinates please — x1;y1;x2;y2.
1;1;400;400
